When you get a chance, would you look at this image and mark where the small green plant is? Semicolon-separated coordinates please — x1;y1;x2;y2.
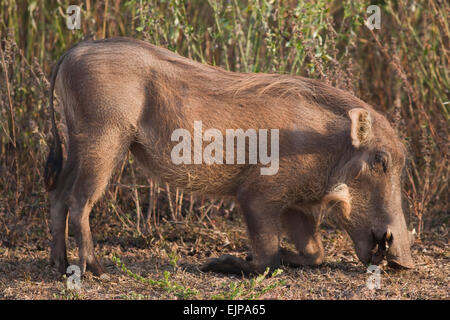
52;287;83;300
168;249;180;270
212;268;286;300
112;255;198;299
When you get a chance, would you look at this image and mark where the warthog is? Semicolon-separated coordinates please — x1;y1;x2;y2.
45;37;414;276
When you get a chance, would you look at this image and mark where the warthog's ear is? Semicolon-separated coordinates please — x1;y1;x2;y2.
348;108;373;148
320;183;351;220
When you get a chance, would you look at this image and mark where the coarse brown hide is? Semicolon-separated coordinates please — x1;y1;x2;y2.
45;38;414;276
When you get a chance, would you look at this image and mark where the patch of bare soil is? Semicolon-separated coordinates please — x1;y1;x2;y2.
0;216;448;300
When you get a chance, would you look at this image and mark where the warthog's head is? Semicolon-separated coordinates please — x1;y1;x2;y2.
323;108;414;269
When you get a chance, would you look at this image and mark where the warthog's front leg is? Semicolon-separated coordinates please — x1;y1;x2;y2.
280;207;324;267
201;254;256;275
279;247;322;267
202;188;282;275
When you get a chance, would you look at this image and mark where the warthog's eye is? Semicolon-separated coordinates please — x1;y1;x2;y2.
373;151;389;173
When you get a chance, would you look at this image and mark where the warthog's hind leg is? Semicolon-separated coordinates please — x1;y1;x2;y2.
66;128;129;276
49;152;79;275
49;190;69;275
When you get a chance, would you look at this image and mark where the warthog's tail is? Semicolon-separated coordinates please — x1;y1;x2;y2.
44;51;69;191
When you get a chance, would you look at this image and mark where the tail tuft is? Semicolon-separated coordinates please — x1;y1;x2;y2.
44;136;63;191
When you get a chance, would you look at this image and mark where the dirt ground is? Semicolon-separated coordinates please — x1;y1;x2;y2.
0;215;448;300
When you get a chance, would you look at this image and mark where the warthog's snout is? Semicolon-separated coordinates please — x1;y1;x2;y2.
369;228;393;265
386;228;415;269
367;227;414;269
